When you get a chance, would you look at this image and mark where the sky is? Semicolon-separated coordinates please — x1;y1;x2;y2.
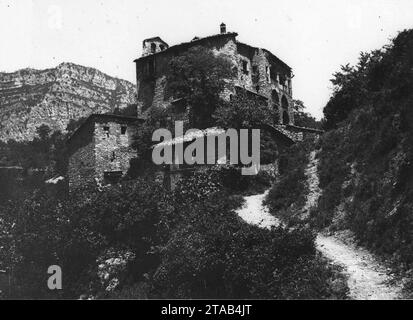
1;0;413;119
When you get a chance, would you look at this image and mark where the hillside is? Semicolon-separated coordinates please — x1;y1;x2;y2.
263;29;413;298
0;62;136;141
314;29;413;272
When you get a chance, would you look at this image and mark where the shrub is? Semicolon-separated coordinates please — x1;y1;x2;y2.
266;138;314;219
152;191;345;299
316;29;413;269
0;179;167;298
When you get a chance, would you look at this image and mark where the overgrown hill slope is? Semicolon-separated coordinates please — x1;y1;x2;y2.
0;62;136;141
315;29;413;267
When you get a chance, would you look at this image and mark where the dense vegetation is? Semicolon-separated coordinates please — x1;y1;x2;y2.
167;46;234;128
315;29;413;269
0;168;347;299
0;125;67;203
0;180;164;298
265;137;316;226
292;100;321;129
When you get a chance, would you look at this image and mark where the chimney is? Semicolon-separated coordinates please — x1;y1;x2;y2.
220;23;226;34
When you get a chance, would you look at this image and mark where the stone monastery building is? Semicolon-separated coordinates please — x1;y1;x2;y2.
134;23;294;125
67;23;310;190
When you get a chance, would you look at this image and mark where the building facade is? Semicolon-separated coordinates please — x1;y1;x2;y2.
134;23;295;126
67;24;310;190
67;114;143;190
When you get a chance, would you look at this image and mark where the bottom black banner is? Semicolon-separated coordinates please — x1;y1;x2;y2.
1;299;407;318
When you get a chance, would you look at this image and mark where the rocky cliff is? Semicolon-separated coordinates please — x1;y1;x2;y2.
0;62;136;141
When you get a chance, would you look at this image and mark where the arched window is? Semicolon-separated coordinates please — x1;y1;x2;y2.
281;95;289;110
281;96;290;125
271;90;279;105
283;110;290;125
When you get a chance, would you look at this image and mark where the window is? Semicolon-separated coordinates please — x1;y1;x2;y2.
110;151;115;162
271;90;279;105
103;126;110;137
283;111;290;125
242;60;248;75
279;74;286;86
121;126;127;135
252;65;259;83
159;44;165;51
281;95;289;110
151;43;156;53
266;66;271;83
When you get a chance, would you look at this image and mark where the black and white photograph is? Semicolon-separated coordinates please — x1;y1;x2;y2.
1;0;413;307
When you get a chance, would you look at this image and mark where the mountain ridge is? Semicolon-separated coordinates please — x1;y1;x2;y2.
0;62;137;141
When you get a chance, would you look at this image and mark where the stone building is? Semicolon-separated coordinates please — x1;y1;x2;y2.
134;23;295;126
67;24;323;191
67;114;143;190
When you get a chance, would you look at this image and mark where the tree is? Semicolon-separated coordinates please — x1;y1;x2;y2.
316;29;413;266
167;46;234;128
214;91;280;164
292;100;321;129
322;51;379;130
214;91;277;129
0;179;167;298
127;107;171;178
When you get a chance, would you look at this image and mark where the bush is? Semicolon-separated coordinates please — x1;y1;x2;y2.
316;29;413;269
152;191;346;299
0;179;167;298
1;161;347;299
266;138;314;221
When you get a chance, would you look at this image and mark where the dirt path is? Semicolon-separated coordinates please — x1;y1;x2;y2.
235;190;280;229
235;149;403;299
316;234;401;299
305;150;402;299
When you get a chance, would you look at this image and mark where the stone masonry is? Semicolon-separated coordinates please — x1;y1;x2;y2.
67;114;143;190
134;23;295;126
67;24;315;190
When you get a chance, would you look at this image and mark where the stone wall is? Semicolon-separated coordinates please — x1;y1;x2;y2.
67;116;139;190
273;124;304;142
135;33;294;126
67;122;96;190
94;120;137;185
142;38;169;57
237;45;294;125
136;34;239;116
